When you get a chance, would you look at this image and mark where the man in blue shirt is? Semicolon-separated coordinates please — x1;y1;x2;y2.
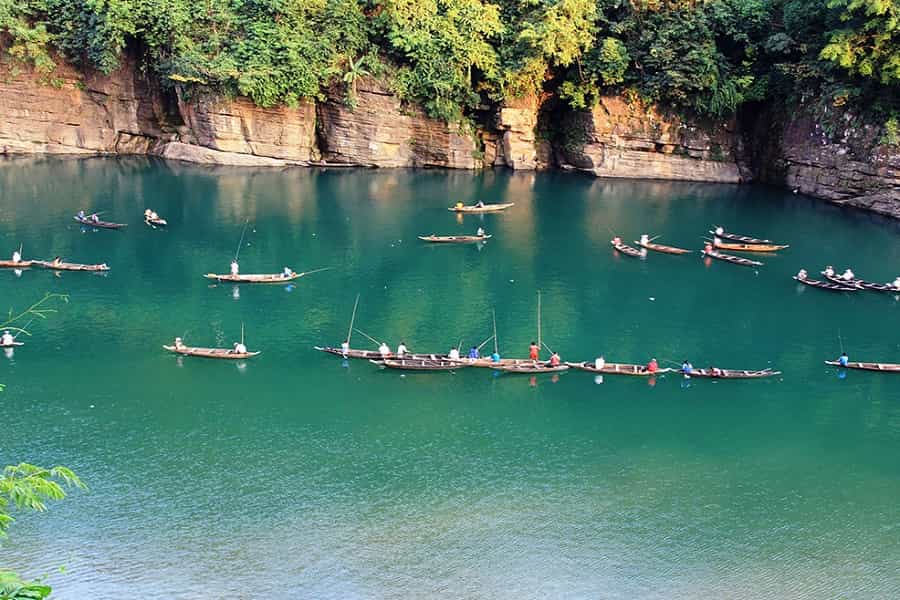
838;352;849;367
468;346;480;359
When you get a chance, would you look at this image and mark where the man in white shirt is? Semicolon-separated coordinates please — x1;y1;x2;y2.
397;342;408;357
448;347;460;360
340;340;350;355
233;341;247;354
1;330;14;346
378;342;391;356
230;260;239;276
594;355;605;370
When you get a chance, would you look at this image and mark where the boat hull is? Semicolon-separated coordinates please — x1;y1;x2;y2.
794;276;856;291
419;235;492;243
0;260;33;268
702;250;763;267
74;216;127;229
635;241;690;255
34;260;109;271
448;203;514;213
163;345;259;359
372;359;470;371
566;362;671;376
205;273;300;283
683;368;780;379
824;361;900;372
713;241;789;252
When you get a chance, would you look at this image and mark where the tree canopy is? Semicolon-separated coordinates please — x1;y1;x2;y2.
1;0;897;120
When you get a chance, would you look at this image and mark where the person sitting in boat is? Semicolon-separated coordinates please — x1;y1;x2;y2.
11;248;21;263
397;342;408;357
639;234;649;246
703;242;714;254
230;260;239;276
594;355;606;370
529;341;539;361
475;200;485;208
90;213;100;222
646;358;659;374
144;209;153;220
548;352;561;367
50;256;62;267
841;268;855;281
823;265;835;278
233;341;248;354
714;226;724;236
456;201;464;210
77;210;86;220
468;346;480;359
282;267;295;278
893;276;900;290
174;337;186;350
1;330;14;346
378;342;391;356
476;227;486;237
340;339;350;354
708;366;722;377
448;346;461;360
491;350;501;363
681;360;693;374
796;268;808;281
612;236;622;246
837;352;849;367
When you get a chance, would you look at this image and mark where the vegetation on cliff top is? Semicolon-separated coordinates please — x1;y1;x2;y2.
0;0;897;123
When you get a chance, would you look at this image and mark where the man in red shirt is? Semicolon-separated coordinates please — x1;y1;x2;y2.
646;358;659;373
529;341;540;361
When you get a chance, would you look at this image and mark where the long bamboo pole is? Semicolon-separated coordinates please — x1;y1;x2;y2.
346;293;360;345
492;309;498;355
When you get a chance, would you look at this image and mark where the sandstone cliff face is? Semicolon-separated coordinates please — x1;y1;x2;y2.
557;96;744;184
316;77;477;169
755;104;900;219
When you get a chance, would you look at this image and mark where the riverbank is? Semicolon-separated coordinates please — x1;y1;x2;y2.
1;56;898;219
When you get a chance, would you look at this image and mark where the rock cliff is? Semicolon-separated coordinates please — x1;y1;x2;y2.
555;96;745;184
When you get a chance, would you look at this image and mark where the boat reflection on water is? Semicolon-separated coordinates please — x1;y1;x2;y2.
4;347;13;360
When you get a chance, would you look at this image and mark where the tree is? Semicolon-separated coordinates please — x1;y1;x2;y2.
821;0;900;84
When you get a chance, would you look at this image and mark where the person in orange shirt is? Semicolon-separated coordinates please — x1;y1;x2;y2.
529;341;540;361
646;358;659;373
549;351;561;367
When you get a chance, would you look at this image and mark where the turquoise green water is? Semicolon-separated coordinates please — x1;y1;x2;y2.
1;157;899;599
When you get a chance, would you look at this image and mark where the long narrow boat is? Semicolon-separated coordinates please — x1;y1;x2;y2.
205;272;301;283
682;368;780;379
823;274;896;292
611;239;644;258
635;240;691;255
33;260;109;271
823;361;900;372
163;345;260;359
449;357;530;368
492;363;569;374
709;228;779;245
74;216;127;229
0;260;34;268
702;249;763;267
371;358;470;371
419;234;492;243
793;276;856;291
448;203;514;213
566;362;673;376
713;240;789;252
315;346;449;361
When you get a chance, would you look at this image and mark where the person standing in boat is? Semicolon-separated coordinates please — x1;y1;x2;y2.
1;330;14;346
796;269;808;281
230;260;239;276
838;352;849;367
841;268;855;281
448;346;460;360
639;234;649;247
823;265;835;278
340;339;350;355
11;248;21;263
681;360;693;375
476;227;486;237
529;341;540;362
714;226;725;236
594;355;606;370
490;349;501;363
892;276;900;291
378;342;391;357
174;337;186;351
468;346;480;359
233;341;247;354
646;358;659;374
396;342;408;357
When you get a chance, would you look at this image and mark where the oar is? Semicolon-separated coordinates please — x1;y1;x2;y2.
296;266;334;278
234;219;250;262
353;328;381;347
346;293;360;346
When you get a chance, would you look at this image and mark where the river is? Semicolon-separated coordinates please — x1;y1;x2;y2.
1;157;898;599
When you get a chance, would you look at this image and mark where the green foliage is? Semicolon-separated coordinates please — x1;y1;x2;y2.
882;115;900;144
821;0;900;83
0;571;51;600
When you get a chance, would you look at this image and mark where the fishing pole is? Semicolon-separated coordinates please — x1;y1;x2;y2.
353;328;381;347
233;220;250;262
492;308;499;355
297;266;335;278
476;334;494;351
346;294;360;346
838;328;844;354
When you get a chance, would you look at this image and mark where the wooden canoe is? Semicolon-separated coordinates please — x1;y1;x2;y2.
793;276;857;291
566;362;672;376
33;260;109;271
0;340;24;348
205;272;300;283
824;361;900;372
611;240;644;258
314;346;447;361
448;203;514;213
163;345;260;359
492;363;569;374
371;358;470;371
823;273;895;292
74;216;127;229
702;249;763;267
419;234;492;243
0;260;34;268
635;240;691;255
713;240;789;252
709;228;779;245
145;217;167;227
682;368;780;379
448;357;529;368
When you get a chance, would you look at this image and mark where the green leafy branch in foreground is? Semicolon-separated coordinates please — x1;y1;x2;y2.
0;464;85;600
